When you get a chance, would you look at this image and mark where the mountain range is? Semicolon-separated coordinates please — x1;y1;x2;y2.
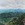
0;9;25;13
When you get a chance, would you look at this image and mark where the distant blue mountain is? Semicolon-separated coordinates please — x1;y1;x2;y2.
0;9;25;13
4;9;25;13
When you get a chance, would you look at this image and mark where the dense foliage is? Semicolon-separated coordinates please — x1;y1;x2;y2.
0;23;4;25
0;12;25;25
8;13;25;25
0;12;23;18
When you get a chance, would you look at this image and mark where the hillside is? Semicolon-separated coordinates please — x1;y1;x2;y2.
0;12;23;18
0;12;24;23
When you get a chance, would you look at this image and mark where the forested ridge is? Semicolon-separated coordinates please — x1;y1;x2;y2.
0;12;23;18
0;12;25;25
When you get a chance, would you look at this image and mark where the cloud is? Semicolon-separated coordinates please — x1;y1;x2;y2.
0;0;25;8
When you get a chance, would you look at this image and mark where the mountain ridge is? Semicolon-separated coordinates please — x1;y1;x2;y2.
0;9;25;13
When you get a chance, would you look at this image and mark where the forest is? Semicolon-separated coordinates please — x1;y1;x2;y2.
0;12;25;25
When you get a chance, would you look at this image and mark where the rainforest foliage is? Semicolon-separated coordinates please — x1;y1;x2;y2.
0;12;25;25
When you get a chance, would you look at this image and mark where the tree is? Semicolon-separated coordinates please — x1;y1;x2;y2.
8;13;25;25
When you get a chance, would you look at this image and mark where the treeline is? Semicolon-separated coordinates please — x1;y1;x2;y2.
0;12;24;18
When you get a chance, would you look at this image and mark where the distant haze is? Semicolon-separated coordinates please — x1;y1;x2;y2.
0;9;25;14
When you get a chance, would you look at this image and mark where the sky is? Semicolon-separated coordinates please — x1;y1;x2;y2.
0;0;25;9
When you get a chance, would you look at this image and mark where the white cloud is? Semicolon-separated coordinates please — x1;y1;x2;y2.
0;0;25;9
